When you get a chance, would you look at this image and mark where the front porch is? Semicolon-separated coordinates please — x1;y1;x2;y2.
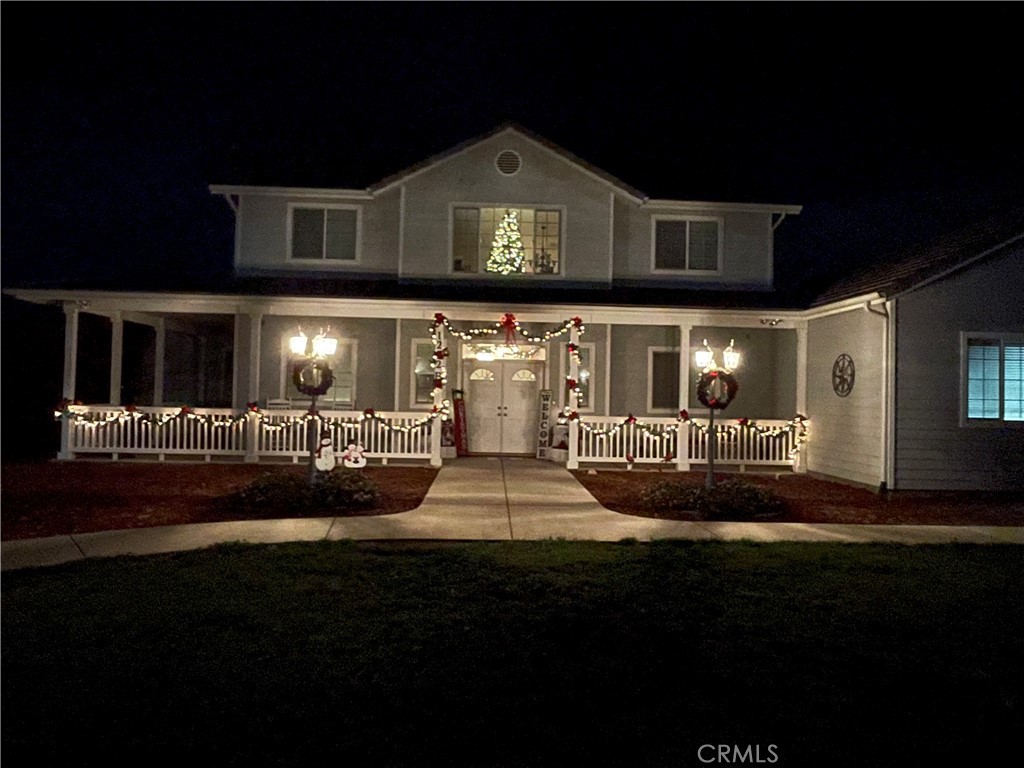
30;291;812;471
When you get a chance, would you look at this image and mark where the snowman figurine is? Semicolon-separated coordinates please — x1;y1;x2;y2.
342;443;368;469
314;434;337;472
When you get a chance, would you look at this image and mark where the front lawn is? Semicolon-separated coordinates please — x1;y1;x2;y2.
3;540;1022;766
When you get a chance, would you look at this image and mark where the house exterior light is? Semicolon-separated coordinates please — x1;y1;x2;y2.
694;338;741;490
695;339;715;371
723;339;740;372
290;325;339;485
312;333;337;358
289;331;309;356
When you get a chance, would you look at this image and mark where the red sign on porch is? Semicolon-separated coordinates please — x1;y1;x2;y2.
453;389;469;456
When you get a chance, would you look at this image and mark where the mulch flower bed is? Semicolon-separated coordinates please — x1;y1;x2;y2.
2;461;1021;541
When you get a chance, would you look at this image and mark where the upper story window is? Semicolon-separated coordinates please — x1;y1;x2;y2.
962;333;1023;424
651;216;722;273
288;204;360;263
453;206;561;275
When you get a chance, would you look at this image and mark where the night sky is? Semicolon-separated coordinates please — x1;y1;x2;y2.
3;2;1023;291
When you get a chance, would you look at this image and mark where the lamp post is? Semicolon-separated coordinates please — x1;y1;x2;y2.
290;327;338;485
695;338;740;489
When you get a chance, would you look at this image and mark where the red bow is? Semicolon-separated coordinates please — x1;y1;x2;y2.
501;313;518;343
679;410;689;421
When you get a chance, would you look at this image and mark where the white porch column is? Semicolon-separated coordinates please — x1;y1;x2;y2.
109;312;124;405
248;313;263;405
430;322;445;467
58;303;80;460
567;322;580;470
676;322;693;472
153;318;165;405
245;313;262;463
794;323;808;473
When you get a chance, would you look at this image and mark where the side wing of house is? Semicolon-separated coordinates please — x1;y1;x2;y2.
893;246;1024;491
804;300;888;488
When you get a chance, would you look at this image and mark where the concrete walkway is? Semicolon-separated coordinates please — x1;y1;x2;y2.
3;457;1023;571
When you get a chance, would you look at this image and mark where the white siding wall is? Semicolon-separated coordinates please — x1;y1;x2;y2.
806;308;885;487
895;248;1024;490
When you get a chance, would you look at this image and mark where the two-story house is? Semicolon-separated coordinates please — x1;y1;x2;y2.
8;124;1022;491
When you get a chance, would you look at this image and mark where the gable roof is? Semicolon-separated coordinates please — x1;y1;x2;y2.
811;202;1024;306
367;122;650;203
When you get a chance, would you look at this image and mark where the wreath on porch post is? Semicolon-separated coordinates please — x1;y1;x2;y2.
696;370;739;410
292;360;334;397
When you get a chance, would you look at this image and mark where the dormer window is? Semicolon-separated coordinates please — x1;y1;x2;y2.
288;204;361;262
452;206;561;275
652;216;722;273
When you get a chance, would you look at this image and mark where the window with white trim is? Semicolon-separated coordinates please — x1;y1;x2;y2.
288;205;360;262
282;338;358;408
452;206;561;274
411;339;436;406
648;348;680;412
652;216;721;272
963;333;1024;423
565;342;595;410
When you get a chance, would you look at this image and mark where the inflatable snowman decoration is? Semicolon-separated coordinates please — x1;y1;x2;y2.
314;434;337;472
342;443;368;469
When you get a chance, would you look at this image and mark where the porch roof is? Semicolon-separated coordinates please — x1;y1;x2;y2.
6;273;809;312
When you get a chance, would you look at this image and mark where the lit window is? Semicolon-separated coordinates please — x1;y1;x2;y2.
289;206;359;261
964;334;1023;423
565;343;594;410
652;217;721;272
453;207;561;274
412;341;436;405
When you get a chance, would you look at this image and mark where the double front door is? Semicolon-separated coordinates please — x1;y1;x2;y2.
465;360;543;454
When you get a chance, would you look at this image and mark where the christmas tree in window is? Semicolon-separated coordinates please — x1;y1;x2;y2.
485;209;526;274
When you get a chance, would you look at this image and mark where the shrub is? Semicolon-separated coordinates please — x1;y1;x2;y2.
639;481;701;512
639;478;784;521
227;469;380;517
696;479;785;521
310;467;380;510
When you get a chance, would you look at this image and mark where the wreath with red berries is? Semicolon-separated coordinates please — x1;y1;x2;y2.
696;370;739;410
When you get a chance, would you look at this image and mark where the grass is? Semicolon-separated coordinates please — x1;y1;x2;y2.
3;540;1023;767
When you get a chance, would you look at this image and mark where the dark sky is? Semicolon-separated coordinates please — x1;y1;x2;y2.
3;2;1023;290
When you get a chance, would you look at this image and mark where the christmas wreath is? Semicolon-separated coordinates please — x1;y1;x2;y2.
292;360;334;397
696;370;738;410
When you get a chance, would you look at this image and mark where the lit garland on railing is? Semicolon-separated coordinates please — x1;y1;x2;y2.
557;410;810;459
53;400;451;434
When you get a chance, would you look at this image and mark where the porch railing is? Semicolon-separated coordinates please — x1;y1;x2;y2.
60;406;433;463
576;416;802;469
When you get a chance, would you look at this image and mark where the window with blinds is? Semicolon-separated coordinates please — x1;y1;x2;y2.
965;335;1023;422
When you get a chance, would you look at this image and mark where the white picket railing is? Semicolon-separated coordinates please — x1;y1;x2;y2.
576;416;801;469
256;410;432;462
60;406;433;463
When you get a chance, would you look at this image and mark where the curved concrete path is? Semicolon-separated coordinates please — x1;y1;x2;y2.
3;457;1023;571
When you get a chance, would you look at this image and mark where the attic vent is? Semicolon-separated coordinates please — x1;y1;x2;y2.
495;150;522;176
